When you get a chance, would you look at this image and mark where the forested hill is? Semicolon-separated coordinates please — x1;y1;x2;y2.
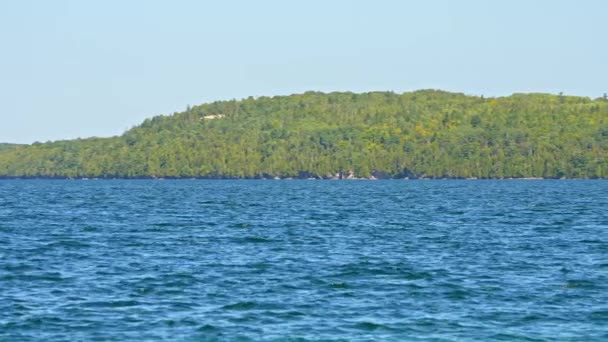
1;90;607;179
0;143;23;151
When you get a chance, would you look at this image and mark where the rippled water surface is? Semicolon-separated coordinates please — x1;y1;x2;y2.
1;180;607;341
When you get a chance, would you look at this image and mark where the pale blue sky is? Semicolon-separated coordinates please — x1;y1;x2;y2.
1;0;606;143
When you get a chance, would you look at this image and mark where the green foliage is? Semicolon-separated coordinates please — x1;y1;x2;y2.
1;90;607;178
0;143;23;152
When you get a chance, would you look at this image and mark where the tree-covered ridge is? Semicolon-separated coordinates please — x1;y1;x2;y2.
0;143;22;152
1;90;607;179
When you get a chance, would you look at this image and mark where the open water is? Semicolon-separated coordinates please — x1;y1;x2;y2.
0;180;607;341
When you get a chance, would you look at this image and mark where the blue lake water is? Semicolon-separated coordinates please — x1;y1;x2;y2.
0;180;607;341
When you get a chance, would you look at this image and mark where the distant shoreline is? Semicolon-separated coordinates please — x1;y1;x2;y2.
2;91;606;180
0;176;604;180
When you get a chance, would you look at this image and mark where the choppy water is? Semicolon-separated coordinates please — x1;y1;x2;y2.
1;180;607;341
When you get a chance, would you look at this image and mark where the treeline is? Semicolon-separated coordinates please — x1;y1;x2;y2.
1;90;607;179
0;143;22;152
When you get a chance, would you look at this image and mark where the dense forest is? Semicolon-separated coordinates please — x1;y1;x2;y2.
1;90;607;179
0;143;22;152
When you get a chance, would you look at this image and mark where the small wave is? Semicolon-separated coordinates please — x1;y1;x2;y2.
267;310;306;319
2;272;66;282
159;318;198;327
240;236;274;243
588;310;608;321
21;316;65;327
82;225;98;232
563;279;601;290
354;321;390;331
222;301;257;310
490;333;544;341
83;300;140;308
46;240;91;249
446;289;470;300
335;262;428;279
1;263;35;272
518;313;549;323
151;222;174;227
131;286;155;296
198;324;220;332
403;270;433;280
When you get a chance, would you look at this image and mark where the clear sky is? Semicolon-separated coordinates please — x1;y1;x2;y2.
1;0;606;144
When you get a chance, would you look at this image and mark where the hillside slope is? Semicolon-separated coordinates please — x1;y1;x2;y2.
0;143;23;152
1;90;607;178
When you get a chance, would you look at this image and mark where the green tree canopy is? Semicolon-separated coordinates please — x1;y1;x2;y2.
1;90;606;179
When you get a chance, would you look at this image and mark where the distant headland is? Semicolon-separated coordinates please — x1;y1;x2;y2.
1;90;607;179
